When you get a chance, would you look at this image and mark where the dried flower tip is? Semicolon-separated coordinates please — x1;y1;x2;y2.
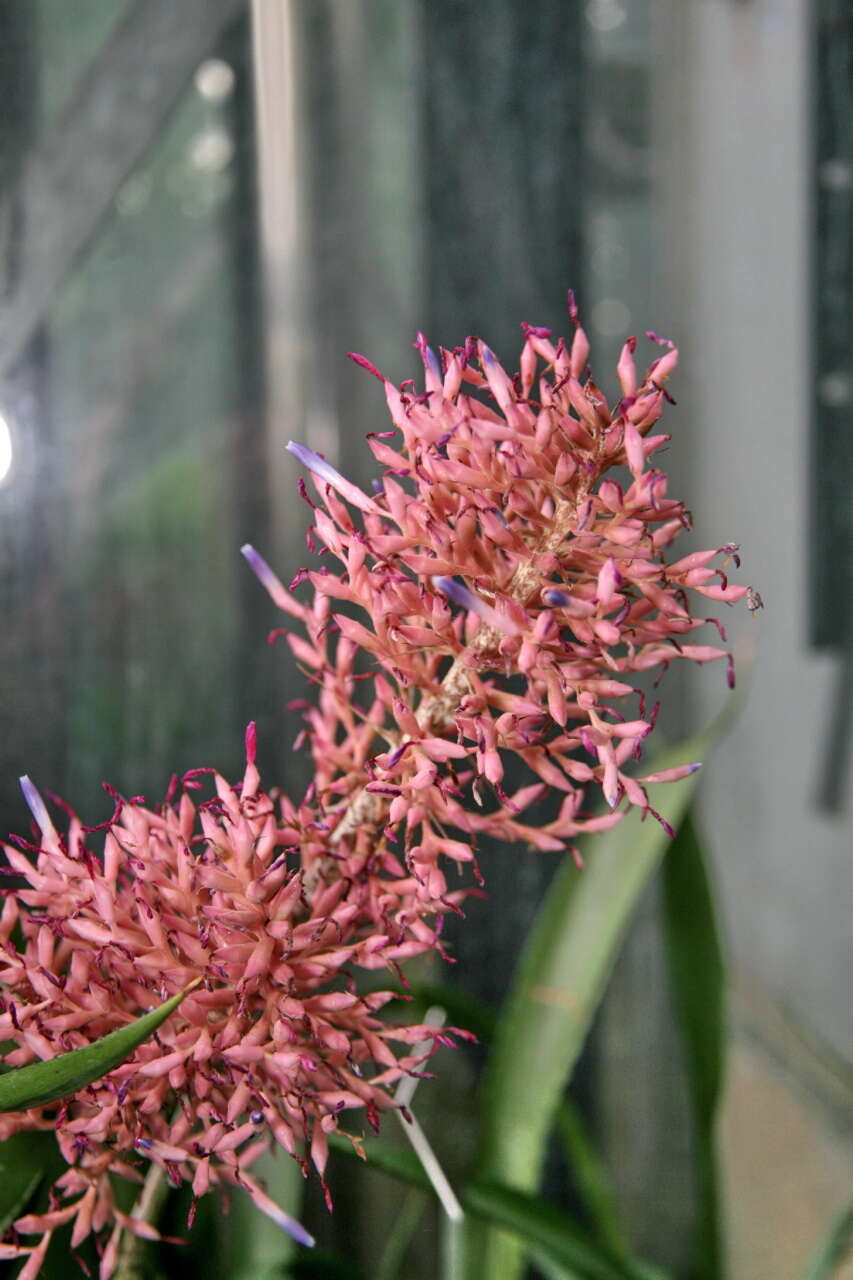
347;350;386;382
746;586;764;614
432;577;518;636
18;775;56;839
287;441;378;514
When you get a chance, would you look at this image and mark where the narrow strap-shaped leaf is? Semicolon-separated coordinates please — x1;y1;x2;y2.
801;1203;853;1280
389;985;634;1269
661;812;725;1280
556;1098;631;1265
466;710;732;1279
0;982;199;1113
327;1132;651;1280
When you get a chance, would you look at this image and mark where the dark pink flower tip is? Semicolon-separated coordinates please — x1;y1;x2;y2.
645;330;676;349
347;351;385;382
245;722;257;765
567;288;580;324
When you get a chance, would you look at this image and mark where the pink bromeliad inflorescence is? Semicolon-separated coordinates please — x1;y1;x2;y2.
0;300;749;1275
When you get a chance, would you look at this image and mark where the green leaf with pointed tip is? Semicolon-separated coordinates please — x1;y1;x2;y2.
0;983;197;1113
661;811;725;1279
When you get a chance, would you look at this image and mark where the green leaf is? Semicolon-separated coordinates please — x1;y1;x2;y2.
0;1131;56;1234
462;1181;631;1280
468;713;730;1278
376;1189;428;1280
328;1130;431;1192
555;1098;630;1264
327;1132;645;1280
285;1248;369;1279
0;982;198;1113
801;1202;853;1280
661;812;725;1279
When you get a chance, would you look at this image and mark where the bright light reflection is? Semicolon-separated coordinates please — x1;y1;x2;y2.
0;414;13;485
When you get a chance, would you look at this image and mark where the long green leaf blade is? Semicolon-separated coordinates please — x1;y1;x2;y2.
661;811;725;1279
327;1132;646;1280
556;1098;631;1264
0;982;198;1113
469;715;729;1278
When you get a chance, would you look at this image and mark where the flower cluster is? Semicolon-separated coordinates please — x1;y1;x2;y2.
0;731;464;1275
247;304;747;885
0;303;748;1275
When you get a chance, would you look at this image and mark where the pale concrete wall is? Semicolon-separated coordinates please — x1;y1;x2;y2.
649;1;852;1269
656;0;853;1067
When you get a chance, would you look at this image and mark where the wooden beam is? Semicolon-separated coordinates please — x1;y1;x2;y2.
0;0;247;380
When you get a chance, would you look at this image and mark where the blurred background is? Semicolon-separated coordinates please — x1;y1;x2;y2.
0;1;850;1277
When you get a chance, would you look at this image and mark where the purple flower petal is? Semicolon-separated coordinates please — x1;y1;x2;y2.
433;577;518;636
286;442;378;514
19;775;55;838
241;544;280;596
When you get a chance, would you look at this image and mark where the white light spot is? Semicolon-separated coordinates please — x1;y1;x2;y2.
591;297;631;337
189;128;234;173
819;159;852;192
586;0;626;31
0;413;13;485
195;58;235;103
819;372;852;408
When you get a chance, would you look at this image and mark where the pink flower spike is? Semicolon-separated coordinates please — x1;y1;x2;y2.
287;441;379;515
18;775;57;840
433;577;519;636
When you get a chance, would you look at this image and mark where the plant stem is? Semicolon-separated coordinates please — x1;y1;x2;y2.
114;1162;169;1280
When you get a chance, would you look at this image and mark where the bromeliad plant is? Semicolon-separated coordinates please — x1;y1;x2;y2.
0;298;753;1278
